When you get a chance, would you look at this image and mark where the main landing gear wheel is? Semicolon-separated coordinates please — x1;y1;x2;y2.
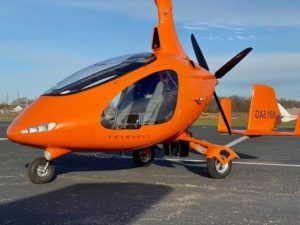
28;157;55;184
132;148;155;167
207;151;232;179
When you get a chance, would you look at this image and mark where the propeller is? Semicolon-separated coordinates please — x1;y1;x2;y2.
191;33;252;135
215;47;252;79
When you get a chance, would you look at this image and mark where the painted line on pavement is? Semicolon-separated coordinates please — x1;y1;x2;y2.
115;154;300;168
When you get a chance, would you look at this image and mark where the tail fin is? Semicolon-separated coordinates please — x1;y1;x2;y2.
295;113;300;135
247;84;281;132
217;84;300;136
217;98;232;133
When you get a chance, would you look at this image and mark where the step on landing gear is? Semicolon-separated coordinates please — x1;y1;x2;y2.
28;157;55;184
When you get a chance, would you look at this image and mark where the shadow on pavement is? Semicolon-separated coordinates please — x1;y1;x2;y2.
236;152;258;159
0;183;172;225
53;154;137;176
23;148;258;181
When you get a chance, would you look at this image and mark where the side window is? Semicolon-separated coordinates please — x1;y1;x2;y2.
101;70;178;129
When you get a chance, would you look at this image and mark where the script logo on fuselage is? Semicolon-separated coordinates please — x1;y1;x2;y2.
108;135;151;140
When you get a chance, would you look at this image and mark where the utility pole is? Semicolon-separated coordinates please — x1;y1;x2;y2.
6;93;8;105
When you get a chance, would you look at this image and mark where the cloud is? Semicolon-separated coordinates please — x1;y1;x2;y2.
204;52;300;99
0;41;98;99
182;22;245;31
234;35;256;40
182;25;207;31
181;22;256;41
46;0;300;27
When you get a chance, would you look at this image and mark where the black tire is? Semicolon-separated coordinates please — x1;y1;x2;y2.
207;152;232;179
132;148;155;167
28;157;55;184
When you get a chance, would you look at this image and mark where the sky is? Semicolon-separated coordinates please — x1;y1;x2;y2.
1;0;300;102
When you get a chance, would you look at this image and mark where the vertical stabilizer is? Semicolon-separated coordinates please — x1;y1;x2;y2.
295;113;300;135
247;85;281;132
218;99;232;133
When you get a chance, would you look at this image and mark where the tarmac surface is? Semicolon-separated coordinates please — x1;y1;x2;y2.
0;121;299;225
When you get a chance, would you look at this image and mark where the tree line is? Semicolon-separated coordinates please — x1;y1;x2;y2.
206;96;300;113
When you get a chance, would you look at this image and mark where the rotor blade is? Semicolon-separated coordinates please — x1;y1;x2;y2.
213;91;232;135
191;34;210;71
215;47;253;79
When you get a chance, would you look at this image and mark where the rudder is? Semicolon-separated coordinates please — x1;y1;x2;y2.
217;98;232;133
247;84;281;132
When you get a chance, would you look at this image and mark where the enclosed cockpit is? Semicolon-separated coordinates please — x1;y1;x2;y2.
42;52;179;131
102;69;178;130
44;53;156;96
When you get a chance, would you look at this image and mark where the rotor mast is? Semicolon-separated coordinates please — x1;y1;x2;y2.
153;0;186;56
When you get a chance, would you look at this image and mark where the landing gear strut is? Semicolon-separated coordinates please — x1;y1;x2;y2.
163;141;190;157
28;157;55;184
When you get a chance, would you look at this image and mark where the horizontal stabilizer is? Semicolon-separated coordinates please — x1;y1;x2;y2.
247;84;281;132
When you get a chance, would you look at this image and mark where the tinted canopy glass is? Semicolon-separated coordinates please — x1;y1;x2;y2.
44;53;156;96
102;70;178;130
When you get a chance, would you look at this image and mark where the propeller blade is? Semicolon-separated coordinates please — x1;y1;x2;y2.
191;34;210;71
213;91;232;135
215;47;253;79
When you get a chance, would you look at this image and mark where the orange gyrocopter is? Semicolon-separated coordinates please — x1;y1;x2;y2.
7;0;300;184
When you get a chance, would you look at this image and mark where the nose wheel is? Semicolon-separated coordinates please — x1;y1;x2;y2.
132;147;155;167
28;157;55;184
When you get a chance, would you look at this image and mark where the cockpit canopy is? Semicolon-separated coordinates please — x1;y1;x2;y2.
44;53;156;96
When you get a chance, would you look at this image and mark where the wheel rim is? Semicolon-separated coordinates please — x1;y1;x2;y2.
37;164;49;177
139;149;152;163
215;159;229;174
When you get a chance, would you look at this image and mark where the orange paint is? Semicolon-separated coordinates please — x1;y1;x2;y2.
218;98;232;133
7;0;216;154
6;0;259;183
46;147;72;160
218;84;300;137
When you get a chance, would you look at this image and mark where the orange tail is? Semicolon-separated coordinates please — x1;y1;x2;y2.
247;84;281;132
217;98;232;133
218;84;300;136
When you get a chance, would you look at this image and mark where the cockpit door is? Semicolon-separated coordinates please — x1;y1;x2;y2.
101;70;179;130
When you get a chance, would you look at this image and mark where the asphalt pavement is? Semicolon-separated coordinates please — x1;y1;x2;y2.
0;121;299;225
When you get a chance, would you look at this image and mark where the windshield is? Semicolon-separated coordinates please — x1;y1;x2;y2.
44;53;156;96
